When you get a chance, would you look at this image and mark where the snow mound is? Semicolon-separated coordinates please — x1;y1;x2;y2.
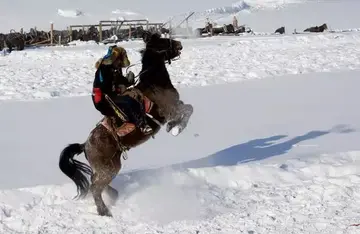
67;40;99;46
57;9;84;18
205;0;306;15
111;9;141;16
205;1;251;14
111;9;146;21
170;0;309;30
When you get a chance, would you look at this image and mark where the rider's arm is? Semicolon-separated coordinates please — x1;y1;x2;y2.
114;70;134;87
93;64;113;103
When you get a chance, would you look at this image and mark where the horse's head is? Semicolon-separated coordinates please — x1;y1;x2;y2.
141;31;183;62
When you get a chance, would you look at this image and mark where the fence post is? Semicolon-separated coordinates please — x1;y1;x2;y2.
69;26;73;42
99;22;102;42
50;23;54;45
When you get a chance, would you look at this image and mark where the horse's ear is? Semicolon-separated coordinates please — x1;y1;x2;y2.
151;32;161;39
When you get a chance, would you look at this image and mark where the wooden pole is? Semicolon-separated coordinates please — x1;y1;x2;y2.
169;19;172;38
99;22;102;42
50;23;54;45
186;19;189;35
69;26;73;42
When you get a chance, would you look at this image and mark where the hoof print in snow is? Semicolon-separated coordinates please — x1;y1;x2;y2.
279;164;288;170
1;206;12;217
50;91;61;97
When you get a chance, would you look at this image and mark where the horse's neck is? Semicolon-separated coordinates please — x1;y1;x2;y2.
136;64;173;93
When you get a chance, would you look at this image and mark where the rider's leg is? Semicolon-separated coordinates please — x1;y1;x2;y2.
113;95;152;134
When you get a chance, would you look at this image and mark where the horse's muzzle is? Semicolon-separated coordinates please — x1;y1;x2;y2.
174;42;183;56
175;42;183;51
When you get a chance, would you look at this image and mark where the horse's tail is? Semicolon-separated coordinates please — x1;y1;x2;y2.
59;143;92;199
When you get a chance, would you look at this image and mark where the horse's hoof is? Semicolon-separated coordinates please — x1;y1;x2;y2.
166;121;178;132
171;126;181;136
98;207;113;217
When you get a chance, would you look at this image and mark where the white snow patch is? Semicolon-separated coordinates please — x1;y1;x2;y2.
57;9;84;18
112;9;141;16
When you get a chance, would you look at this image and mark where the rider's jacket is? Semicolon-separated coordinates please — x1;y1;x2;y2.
92;62;133;116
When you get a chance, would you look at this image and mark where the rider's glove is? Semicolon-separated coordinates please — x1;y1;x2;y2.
126;71;135;84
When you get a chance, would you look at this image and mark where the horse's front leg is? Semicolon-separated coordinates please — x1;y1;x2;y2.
166;101;194;136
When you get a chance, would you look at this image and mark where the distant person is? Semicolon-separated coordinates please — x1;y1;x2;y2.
233;16;238;29
205;18;213;35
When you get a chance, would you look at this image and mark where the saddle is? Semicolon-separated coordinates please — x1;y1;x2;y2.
100;87;153;138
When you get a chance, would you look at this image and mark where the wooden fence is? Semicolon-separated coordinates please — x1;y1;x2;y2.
2;19;165;49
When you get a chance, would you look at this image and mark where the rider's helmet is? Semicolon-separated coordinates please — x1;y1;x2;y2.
95;45;130;69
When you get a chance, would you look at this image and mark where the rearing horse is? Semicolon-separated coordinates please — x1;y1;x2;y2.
59;31;193;217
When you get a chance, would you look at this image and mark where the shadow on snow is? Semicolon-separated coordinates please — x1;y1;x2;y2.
111;124;356;193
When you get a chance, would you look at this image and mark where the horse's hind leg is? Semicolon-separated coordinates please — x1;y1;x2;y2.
90;172;114;217
90;155;121;217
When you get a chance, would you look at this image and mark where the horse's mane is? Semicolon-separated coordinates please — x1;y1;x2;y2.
137;47;172;89
140;47;167;67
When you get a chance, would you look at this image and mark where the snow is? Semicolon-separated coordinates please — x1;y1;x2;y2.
2;32;360;101
57;9;85;18
1;70;360;233
204;0;304;14
174;0;360;33
1;0;360;232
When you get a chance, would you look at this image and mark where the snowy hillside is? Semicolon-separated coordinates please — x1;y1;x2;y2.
2;0;359;33
204;0;303;14
172;0;360;33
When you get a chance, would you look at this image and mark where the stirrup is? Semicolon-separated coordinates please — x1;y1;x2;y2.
140;125;153;135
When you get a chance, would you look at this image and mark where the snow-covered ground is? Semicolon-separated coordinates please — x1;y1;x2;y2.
1;69;360;233
2;31;360;100
1;0;360;233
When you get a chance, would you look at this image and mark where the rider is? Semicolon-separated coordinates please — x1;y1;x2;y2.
92;45;152;136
